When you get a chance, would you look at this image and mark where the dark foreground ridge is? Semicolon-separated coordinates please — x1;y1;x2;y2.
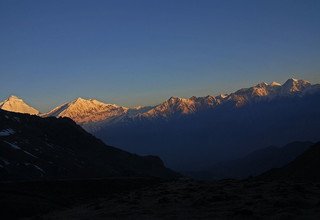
0;109;178;180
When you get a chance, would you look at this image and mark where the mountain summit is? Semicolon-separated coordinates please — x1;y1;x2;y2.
43;97;129;124
0;95;39;115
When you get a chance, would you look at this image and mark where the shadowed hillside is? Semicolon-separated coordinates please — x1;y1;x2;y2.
261;142;320;182
0;109;178;181
186;141;313;180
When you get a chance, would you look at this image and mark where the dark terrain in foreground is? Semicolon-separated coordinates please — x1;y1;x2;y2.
1;178;320;219
186;141;313;180
0;177;165;219
35;142;320;219
1;108;319;219
43;179;320;219
1;143;320;219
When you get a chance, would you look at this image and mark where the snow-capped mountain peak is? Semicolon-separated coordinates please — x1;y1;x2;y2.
8;95;20;100
217;94;228;99
226;78;315;106
0;95;39;115
137;78;318;118
142;94;223;118
43;97;129;124
142;96;195;118
281;78;311;94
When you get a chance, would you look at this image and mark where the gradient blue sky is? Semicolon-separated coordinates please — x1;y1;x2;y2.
1;0;320;112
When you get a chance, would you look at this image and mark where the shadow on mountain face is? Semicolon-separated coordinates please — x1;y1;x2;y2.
260;141;320;182
184;141;313;180
0;110;181;218
0;109;179;181
96;91;320;170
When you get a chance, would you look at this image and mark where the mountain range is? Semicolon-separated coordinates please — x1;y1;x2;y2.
2;78;318;124
1;78;320;170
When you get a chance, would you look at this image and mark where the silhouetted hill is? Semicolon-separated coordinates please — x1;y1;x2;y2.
0;110;178;181
261;142;320;182
185;141;313;180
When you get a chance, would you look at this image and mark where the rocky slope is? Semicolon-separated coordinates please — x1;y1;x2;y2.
0;109;178;181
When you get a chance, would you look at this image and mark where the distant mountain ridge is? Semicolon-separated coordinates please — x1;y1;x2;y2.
1;78;319;126
44;78;320;127
132;78;318;119
2;78;320;170
94;78;320;169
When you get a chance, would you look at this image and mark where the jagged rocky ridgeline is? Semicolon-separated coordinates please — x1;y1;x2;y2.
0;109;179;181
1;78;319;127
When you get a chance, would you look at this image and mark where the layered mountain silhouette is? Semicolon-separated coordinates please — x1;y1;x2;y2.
1;79;320;219
260;142;320;182
1;78;320;170
93;79;320;169
186;141;313;180
0;109;178;181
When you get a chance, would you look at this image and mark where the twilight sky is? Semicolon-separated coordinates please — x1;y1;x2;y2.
0;0;320;112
